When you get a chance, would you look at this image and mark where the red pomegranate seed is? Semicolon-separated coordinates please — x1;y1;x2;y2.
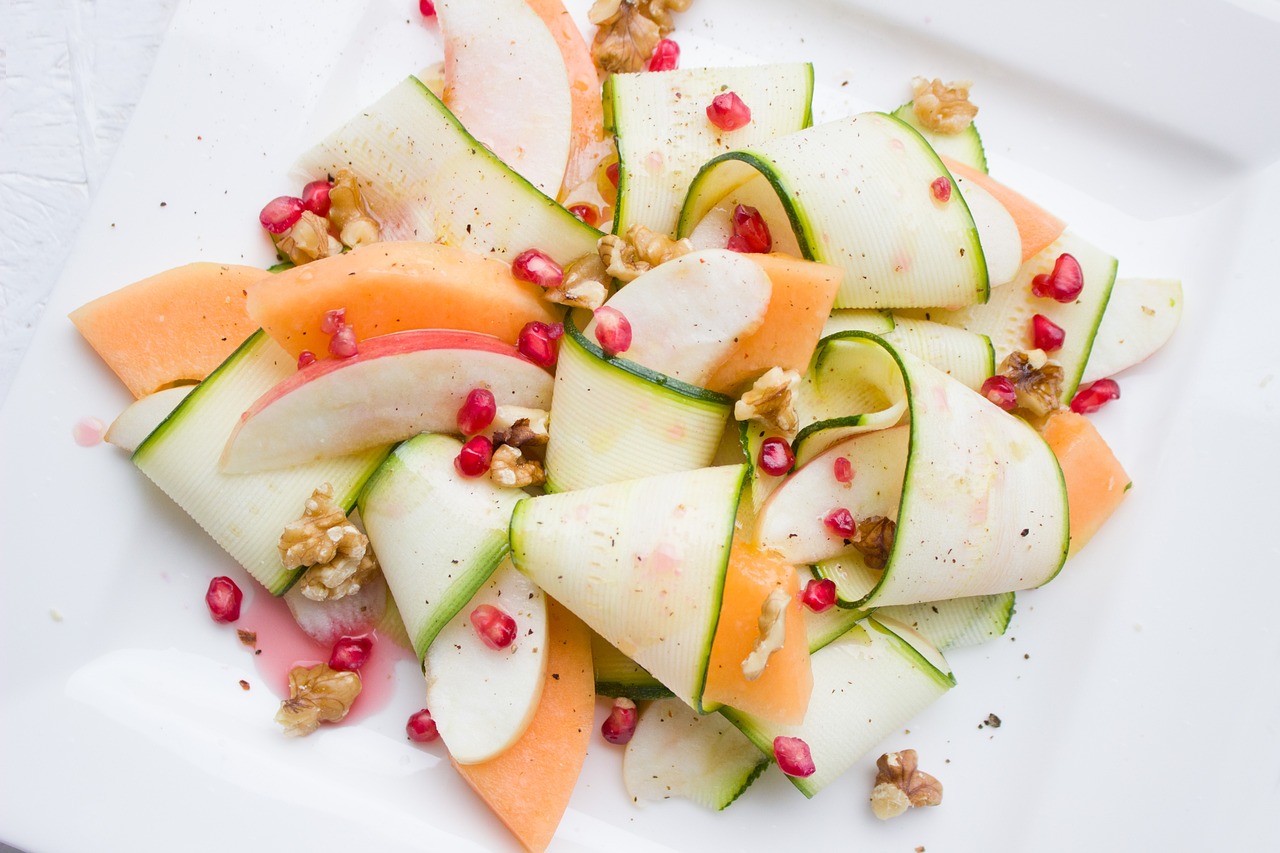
930;176;952;203
980;375;1018;411
511;248;564;289
1032;313;1065;352
320;308;346;335
418;0;436;17
593;306;632;357
757;437;794;476
301;180;333;217
517;320;562;368
454;435;493;477
568;202;601;228
1030;252;1084;303
799;577;837;613
328;635;373;672
457;387;497;436
773;735;816;777
833;456;854;484
297;350;317;369
406;708;439;742
823;508;856;539
1069;378;1121;414
648;38;680;71
601;697;638;744
205;576;243;623
605;160;620;189
328;324;358;358
726;204;772;254
706;91;752;132
470;603;517;650
259;196;305;234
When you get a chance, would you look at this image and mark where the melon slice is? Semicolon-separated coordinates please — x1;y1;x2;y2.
1041;410;1131;555
943;156;1066;263
704;253;843;395
243;241;561;360
701;538;812;726
69;262;264;398
452;599;594;853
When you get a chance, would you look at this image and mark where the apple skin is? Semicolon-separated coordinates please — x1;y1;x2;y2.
220;329;553;473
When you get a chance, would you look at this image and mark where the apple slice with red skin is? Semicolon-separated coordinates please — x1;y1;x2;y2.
220;329;553;473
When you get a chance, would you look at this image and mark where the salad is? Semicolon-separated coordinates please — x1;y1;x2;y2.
57;0;1186;850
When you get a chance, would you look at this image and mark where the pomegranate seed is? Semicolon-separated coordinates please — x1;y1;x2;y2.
301;180;333;217
605;160;620;188
799;577;837;613
823;508;856;539
568;202;601;228
320;308;346;335
418;0;436;17
1032;313;1065;352
1069;378;1121;414
517;320;562;368
328;635;373;672
833;456;854;484
706;91;752;132
726;204;772;254
457;387;497;436
406;708;439;742
454;435;493;477
757;437;794;476
593;306;632;357
328;324;358;358
470;603;517;650
930;176;952;203
980;375;1018;411
511;248;564;289
205;576;243;623
773;736;816;777
259;196;304;234
601;697;638;745
297;351;317;369
648;38;680;71
1030;253;1084;303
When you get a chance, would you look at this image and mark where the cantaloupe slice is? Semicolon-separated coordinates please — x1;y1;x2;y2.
943;157;1067;263
452;599;594;853
1041;410;1131;555
243;241;562;359
701;538;812;726
704;253;843;395
69;262;263;398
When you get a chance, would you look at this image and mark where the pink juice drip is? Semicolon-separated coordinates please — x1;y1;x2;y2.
242;590;410;724
73;416;105;446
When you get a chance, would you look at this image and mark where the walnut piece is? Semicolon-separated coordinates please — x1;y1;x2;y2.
327;169;381;249
852;515;896;570
274;663;362;737
910;77;978;135
734;367;801;433
599;224;693;282
870;749;943;820
590;0;691;73
492;415;550;463
279;483;379;602
999;349;1064;418
741;587;790;681
272;210;343;266
490;443;546;489
545;252;611;310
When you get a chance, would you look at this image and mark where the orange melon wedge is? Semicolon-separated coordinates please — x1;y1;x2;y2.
701;538;812;726
1041;410;1131;555
704;253;843;395
69;262;264;398
243;241;562;360
452;599;594;853
943;156;1067;263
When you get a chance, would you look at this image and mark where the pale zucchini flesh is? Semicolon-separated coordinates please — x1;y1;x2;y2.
877;591;1016;650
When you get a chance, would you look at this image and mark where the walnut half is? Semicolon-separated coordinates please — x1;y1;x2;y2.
590;0;692;74
279;483;379;601
870;749;943;820
275;663;362;737
910;77;978;135
734;367;801;433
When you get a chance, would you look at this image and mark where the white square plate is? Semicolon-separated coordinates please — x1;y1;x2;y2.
3;1;1279;850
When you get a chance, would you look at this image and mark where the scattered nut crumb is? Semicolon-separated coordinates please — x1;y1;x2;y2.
237;629;258;649
985;713;1002;729
239;680;251;691
870;749;943;820
49;608;64;623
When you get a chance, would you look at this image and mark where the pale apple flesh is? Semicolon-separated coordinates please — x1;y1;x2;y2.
220;329;553;473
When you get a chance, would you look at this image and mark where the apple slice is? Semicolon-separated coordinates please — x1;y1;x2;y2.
1080;277;1183;384
283;572;387;646
954;174;1021;287
104;385;194;453
220;330;553;473
437;0;573;198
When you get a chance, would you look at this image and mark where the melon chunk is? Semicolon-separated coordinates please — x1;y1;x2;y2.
69;262;263;398
243;241;561;360
1041;410;1131;555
